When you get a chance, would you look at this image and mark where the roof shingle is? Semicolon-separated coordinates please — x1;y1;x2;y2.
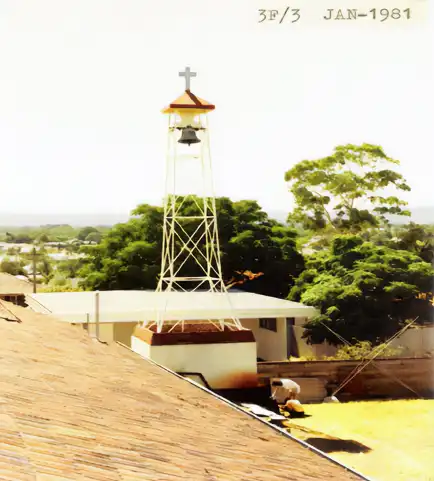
0;303;363;480
0;273;33;295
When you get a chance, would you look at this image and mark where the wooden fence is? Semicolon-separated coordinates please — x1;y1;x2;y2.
258;357;434;400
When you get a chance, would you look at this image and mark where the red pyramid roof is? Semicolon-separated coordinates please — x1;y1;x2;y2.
162;90;215;113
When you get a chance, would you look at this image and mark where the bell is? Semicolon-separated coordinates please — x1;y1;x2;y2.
178;126;201;146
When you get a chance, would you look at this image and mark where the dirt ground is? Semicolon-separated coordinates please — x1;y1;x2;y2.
287;399;434;481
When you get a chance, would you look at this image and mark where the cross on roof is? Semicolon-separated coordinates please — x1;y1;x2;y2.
179;66;196;91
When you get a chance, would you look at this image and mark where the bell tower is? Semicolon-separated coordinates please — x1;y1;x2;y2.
131;69;257;390
158;68;234;293
152;67;243;332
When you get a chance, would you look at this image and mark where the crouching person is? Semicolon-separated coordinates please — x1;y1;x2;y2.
270;378;305;418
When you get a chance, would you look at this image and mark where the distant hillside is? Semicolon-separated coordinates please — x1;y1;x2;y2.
0;213;129;227
267;207;434;226
0;206;432;227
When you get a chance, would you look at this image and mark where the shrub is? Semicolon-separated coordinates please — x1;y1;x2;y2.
328;340;403;360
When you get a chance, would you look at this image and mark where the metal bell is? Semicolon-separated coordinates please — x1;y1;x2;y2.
178;126;201;146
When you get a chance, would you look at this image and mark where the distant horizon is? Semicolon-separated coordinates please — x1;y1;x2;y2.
0;204;432;227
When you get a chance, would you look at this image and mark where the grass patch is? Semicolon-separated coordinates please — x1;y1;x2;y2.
291;399;434;481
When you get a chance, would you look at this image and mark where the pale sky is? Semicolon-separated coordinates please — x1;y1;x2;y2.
0;0;432;217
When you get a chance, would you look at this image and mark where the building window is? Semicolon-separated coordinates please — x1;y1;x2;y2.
259;318;277;332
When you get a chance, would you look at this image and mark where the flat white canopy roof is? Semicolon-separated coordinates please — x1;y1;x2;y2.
26;290;318;323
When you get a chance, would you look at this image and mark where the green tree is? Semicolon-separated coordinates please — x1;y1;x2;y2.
64;243;79;254
222;201;304;297
85;231;102;244
57;258;87;279
0;258;26;276
37;257;54;284
6;247;21;256
38;233;50;244
12;234;33;243
79;205;163;291
77;226;100;241
289;234;434;345
285;144;411;232
79;197;304;298
39;283;83;293
390;223;434;264
5;232;15;243
365;222;434;264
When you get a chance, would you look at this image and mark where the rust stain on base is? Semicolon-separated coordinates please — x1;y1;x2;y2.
214;371;259;390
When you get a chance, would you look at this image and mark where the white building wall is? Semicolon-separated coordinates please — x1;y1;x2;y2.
292;317;338;358
242;316;329;361
131;337;257;389
390;326;434;357
241;318;288;361
291;320;434;359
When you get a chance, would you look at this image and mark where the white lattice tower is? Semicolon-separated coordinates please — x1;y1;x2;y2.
151;67;243;333
158;115;223;292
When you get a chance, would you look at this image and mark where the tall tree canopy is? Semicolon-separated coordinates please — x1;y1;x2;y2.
289;234;434;345
285;143;411;231
79;196;305;298
380;222;433;264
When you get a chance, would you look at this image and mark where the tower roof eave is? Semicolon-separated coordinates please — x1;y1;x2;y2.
162;90;215;114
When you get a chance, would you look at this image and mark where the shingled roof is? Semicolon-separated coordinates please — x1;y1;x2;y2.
0;272;33;295
0;302;364;481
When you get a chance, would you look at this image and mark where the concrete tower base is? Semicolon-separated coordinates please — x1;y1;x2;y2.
131;323;258;390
